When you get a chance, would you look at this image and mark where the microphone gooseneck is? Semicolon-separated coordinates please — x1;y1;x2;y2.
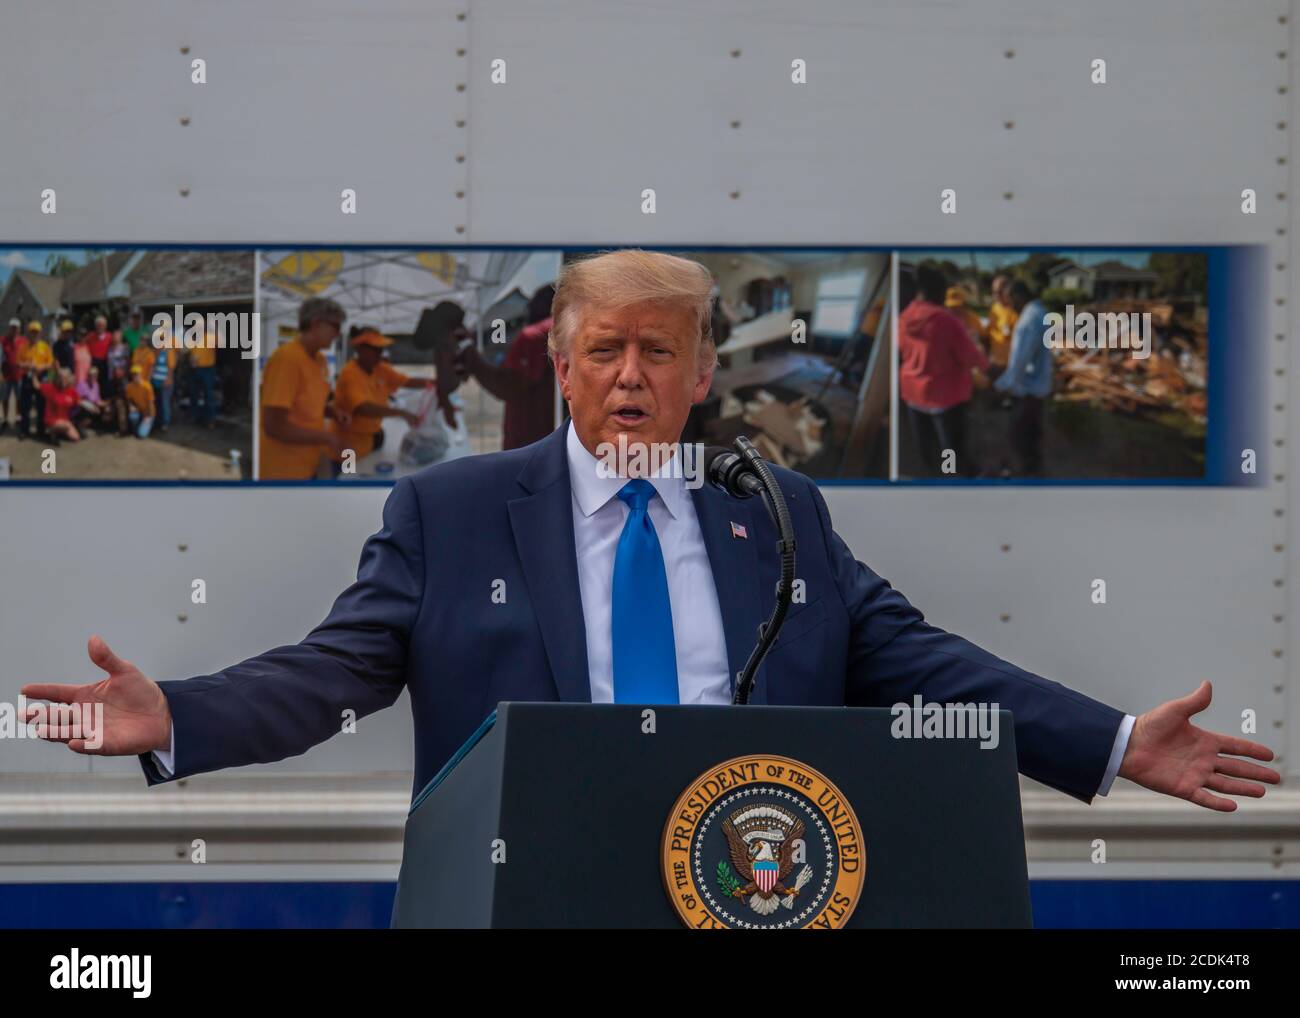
705;436;797;705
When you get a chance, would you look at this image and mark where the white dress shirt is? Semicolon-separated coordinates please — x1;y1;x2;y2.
566;419;731;705
152;419;1133;793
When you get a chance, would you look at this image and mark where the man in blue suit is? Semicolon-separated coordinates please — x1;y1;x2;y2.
24;250;1278;811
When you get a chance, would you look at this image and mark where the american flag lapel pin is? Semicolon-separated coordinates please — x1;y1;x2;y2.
730;521;748;540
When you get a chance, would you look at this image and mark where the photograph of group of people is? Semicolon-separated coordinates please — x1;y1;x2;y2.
0;246;1212;484
0;248;255;480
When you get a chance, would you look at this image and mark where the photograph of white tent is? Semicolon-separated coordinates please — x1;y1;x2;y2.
256;248;562;479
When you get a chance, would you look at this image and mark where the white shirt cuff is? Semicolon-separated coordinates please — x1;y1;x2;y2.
150;726;176;778
1096;714;1135;796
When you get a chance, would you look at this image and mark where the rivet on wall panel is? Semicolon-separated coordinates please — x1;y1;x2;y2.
180;46;189;55
1003;191;1014;201
177;613;188;623
179;116;190;126
730;120;741;129
1003;121;1014;130
999;613;1011;622
730;191;741;200
179;188;190;197
1000;544;1011;552
178;543;187;552
731;49;742;58
1004;49;1015;59
456;119;466;128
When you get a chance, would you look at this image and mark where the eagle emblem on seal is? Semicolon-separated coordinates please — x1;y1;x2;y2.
718;804;814;916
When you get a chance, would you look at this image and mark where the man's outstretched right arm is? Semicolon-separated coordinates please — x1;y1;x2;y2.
26;477;426;786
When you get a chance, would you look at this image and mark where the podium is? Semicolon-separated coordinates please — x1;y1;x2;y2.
392;702;1032;928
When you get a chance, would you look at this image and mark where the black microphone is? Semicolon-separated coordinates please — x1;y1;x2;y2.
702;445;764;498
701;437;798;705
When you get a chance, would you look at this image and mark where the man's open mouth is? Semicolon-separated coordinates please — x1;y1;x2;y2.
612;406;649;423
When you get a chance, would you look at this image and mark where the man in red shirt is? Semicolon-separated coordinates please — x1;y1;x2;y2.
86;314;114;395
898;265;990;477
0;318;26;435
457;284;556;450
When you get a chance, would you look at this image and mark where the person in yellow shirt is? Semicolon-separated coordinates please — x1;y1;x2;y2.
944;285;993;392
985;274;1019;369
259;298;350;480
19;321;54;438
189;329;220;429
22;321;53;373
944;285;986;346
330;329;431;471
124;366;157;439
131;340;157;377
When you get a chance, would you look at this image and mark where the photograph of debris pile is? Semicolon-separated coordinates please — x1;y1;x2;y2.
897;250;1208;481
669;249;891;479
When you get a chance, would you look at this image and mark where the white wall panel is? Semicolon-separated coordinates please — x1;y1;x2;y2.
0;0;1295;877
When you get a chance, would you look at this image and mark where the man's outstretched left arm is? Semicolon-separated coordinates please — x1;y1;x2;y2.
807;480;1280;807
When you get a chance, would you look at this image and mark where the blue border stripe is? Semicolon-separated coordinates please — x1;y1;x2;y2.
0;880;1293;928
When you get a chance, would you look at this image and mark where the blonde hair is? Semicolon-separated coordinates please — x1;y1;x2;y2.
548;249;717;368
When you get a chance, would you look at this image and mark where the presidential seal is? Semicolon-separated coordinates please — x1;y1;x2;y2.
661;754;864;929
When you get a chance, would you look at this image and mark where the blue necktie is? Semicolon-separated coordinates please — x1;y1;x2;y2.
611;479;679;704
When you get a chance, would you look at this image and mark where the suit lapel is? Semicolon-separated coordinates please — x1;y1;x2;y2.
508;427;592;703
689;483;766;703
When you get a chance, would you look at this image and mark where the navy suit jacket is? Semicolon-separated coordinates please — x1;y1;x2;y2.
139;423;1124;803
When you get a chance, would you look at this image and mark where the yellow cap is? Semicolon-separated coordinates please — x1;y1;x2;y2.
943;286;968;308
61;319;73;329
27;320;42;332
351;329;395;349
